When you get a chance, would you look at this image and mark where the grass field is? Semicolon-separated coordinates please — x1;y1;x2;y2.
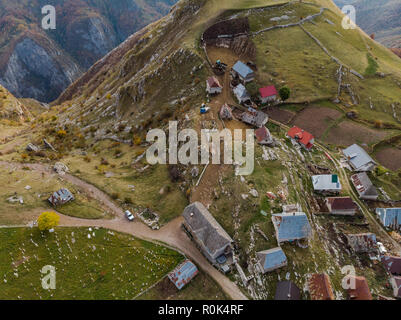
0;227;184;300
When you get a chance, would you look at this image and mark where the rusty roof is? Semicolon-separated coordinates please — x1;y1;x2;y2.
308;273;335;300
381;256;401;275
347;276;372;300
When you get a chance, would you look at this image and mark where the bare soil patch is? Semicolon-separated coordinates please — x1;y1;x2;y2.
290;106;343;138
375;147;401;171
265;107;295;124
324;121;390;147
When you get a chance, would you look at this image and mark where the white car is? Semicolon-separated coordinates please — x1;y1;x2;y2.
125;210;135;222
377;242;387;254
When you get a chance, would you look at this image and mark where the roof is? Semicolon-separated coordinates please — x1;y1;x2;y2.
233;84;249;99
182;202;233;258
326;197;357;211
168;260;199;290
232;61;254;79
308;274;335;300
391;276;401;298
346;233;377;253
275;281;301;300
376;208;401;229
343;144;375;170
287;126;314;147
48;188;74;206
347;276;372;300
381;256;401;275
219;104;233;120
259;85;277;98
351;173;378;198
257;247;287;272
272;212;312;242
207;76;222;89
255;126;272;143
312;175;342;191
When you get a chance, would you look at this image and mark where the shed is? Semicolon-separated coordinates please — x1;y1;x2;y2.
343;144;376;172
168;260;199;290
347;276;372;300
259;85;278;104
48;188;74;206
351;173;378;200
206;76;223;95
325;197;358;215
232;61;255;83
272;212;312;244
275;281;301;300
233;84;250;103
255;126;274;145
308;273;335;300
257;247;287;273
219;103;233;120
376;208;401;230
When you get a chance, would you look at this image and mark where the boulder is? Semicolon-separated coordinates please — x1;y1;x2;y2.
54;162;69;175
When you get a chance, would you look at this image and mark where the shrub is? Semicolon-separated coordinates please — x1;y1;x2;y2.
111;192;120;200
133;136;142;146
57;130;67;138
374;120;383;129
279;86;291;101
124;197;133;204
37;212;60;231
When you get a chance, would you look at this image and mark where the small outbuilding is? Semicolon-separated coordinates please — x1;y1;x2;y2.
351;173;379;200
168;260;199;290
275;281;301;300
206;76;223;95
233;84;250;104
381;256;401;276
257;247;287;273
347;276;372;300
271;212;312;244
259;85;278;104
48;188;74;206
325;197;358;216
376;208;401;230
219;103;233;120
308;273;335;300
231;61;255;83
255;126;274;145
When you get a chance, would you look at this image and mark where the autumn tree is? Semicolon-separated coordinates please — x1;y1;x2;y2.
38;212;60;231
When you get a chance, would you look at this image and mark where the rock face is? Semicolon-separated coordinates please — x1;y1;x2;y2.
0;0;178;102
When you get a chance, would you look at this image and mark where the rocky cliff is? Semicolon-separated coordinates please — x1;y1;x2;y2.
0;0;178;102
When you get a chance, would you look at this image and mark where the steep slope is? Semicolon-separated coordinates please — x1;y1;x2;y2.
333;0;401;48
0;0;178;102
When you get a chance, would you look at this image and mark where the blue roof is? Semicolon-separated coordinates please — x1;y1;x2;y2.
272;213;312;242
343;144;375;170
376;208;401;229
168;260;198;290
258;248;287;272
232;61;254;79
233;84;249;98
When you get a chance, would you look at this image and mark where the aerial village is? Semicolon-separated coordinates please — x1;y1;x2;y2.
1;0;401;302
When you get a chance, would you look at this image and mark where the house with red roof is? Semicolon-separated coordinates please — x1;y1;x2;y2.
206;76;223;95
287;126;315;151
325;197;358;216
259;85;278;104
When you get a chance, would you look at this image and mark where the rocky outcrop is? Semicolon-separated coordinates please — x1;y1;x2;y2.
0;0;178;102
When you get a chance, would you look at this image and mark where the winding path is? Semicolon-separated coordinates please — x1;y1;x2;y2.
0;161;248;300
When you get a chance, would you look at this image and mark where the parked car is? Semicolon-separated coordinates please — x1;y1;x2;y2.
125;210;135;222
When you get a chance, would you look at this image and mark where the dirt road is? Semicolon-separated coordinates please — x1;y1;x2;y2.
0;161;248;300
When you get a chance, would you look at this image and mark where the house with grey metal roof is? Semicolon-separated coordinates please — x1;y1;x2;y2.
272;212;312;244
233;84;250;104
257;247;287;273
182;202;233;265
231;61;255;83
343;144;376;172
312;175;342;194
241;107;268;128
376;208;401;230
48;188;74;206
351;172;379;200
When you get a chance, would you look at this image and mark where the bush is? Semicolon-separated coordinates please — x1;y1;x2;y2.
111;192;120;200
374;120;383;129
57;130;67;138
38;212;60;231
279;86;291;101
124;197;133;204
